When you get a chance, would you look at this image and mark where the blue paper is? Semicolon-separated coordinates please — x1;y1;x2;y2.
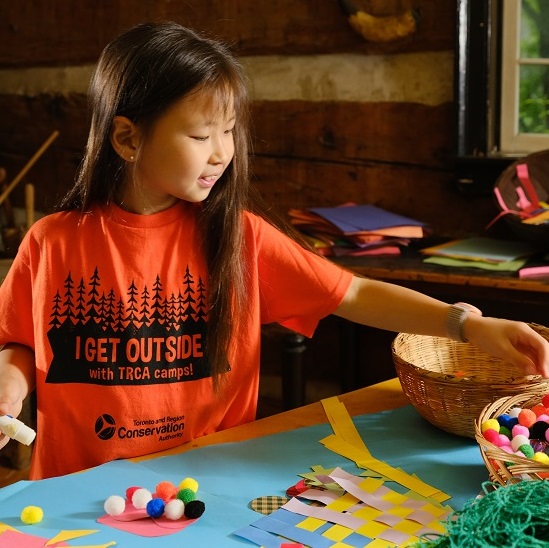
0;406;487;547
309;205;425;234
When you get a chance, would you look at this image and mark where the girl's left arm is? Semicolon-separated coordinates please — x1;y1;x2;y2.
333;275;549;378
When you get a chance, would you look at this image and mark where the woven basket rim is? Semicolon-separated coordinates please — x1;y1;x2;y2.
392;353;543;385
391;332;545;385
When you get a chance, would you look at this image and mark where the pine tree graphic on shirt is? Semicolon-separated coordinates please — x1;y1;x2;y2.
46;265;211;385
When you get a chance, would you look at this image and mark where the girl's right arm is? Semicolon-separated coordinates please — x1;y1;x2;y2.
0;343;35;450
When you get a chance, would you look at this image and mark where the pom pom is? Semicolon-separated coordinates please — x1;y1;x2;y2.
497;414;514;429
179;477;199;493
497;434;512;447
533;451;549;464
132;488;152;509
104;495;126;516
164;498;185;520
530;421;549;440
518;443;535;458
511;434;530;452
508;407;522;418
20;505;44;524
126;485;141;501
531;404;548;417
512;424;530;438
177;487;196;504
498;426;511;439
482;419;500;433
518;409;537;428
146;497;165;518
184;499;205;519
483;428;500;444
542;394;549;408
155;480;178;502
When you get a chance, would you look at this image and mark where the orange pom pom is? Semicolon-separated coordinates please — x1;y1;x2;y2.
531;403;548;417
518;408;537;428
155;480;178;502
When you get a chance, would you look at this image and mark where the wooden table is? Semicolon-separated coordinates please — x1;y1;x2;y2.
335;253;549;315
134;377;409;463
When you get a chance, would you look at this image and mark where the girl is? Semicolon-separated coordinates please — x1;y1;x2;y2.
0;21;547;480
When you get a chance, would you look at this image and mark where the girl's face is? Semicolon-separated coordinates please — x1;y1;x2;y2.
119;90;236;214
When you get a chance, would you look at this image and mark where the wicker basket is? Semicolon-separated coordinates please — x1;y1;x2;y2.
475;391;549;485
392;324;549;438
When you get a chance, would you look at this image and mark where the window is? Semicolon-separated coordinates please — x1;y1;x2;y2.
501;0;549;153
454;0;549;193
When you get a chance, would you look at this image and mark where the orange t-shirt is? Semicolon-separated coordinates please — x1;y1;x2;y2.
0;202;353;479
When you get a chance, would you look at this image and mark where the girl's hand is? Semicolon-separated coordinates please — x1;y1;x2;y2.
0;394;24;451
0;345;33;450
465;315;549;378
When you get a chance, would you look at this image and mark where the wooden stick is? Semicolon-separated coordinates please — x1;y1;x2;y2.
25;183;35;230
0;130;59;208
0;168;15;227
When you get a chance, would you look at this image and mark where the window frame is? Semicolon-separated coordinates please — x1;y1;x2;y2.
500;0;549;153
454;0;511;195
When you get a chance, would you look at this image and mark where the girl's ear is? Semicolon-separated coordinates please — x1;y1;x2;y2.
110;116;141;161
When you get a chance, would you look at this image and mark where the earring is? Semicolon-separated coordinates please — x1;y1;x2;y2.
129;155;135;162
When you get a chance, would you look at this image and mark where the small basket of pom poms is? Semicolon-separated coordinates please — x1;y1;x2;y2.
392;323;549;438
475;391;549;485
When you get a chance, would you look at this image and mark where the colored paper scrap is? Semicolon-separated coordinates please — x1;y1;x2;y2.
98;510;197;537
320;433;450;501
282;497;367;530
0;529;70;547
420;236;539;263
321;396;370;454
45;529;100;545
320;397;450;502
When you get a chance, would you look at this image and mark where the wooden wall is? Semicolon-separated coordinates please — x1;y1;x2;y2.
0;0;500;236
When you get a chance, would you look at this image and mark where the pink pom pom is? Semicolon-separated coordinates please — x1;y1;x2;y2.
518;409;537;428
497;434;512;447
512;424;530;438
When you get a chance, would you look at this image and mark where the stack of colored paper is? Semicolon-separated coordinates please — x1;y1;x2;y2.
420;236;540;272
288;204;427;256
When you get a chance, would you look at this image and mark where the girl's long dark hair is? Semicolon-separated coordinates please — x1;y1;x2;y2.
57;21;252;388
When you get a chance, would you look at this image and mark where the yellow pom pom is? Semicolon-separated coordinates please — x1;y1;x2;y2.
481;419;500;433
179;477;199;492
532;452;549;465
20;505;44;524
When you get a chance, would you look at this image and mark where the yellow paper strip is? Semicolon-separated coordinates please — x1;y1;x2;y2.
45;530;100;545
321;396;370;454
320;434;449;500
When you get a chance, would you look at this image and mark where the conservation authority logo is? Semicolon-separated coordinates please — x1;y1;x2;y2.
95;414;116;440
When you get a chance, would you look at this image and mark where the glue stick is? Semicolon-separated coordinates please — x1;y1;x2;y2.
0;415;36;445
